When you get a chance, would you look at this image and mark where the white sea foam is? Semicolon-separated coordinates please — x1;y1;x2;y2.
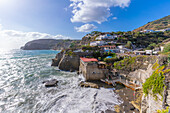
0;50;122;113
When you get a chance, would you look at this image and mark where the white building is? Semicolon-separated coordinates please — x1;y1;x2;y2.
155;28;170;32
141;29;155;33
117;45;124;49
160;46;164;52
145;50;153;55
90;41;105;46
96;34;116;40
164;28;170;31
155;29;165;32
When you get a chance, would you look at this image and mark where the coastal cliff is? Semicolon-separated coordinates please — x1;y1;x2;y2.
114;55;168;81
114;55;169;113
58;54;80;71
51;50;94;71
51;51;80;71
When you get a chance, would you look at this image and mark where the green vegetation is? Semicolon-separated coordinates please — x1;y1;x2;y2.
114;56;136;70
70;43;75;48
125;41;133;49
82;45;99;51
93;51;101;58
104;57;120;63
157;107;169;113
134;15;170;32
163;43;170;53
82;30;169;50
152;60;160;70
143;65;169;100
146;43;157;50
168;55;170;63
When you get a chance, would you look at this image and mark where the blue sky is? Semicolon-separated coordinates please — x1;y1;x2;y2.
0;0;169;49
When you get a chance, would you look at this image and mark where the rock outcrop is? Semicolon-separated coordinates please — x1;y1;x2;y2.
51;51;94;72
115;55;168;78
58;54;80;71
114;55;169;113
51;51;64;66
79;81;99;89
42;79;58;87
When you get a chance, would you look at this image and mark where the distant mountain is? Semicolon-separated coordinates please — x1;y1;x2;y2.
21;39;80;50
133;15;170;32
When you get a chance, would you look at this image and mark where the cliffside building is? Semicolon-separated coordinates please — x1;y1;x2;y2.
95;34;117;40
79;57;108;81
90;41;105;46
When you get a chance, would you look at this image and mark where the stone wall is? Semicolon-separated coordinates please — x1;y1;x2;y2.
141;94;163;113
114;55;169;113
79;60;108;81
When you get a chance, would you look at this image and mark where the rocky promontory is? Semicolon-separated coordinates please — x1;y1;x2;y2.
51;50;93;71
21;39;81;50
51;51;80;71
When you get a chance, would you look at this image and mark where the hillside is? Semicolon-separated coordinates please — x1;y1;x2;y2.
80;31;170;49
133;15;170;32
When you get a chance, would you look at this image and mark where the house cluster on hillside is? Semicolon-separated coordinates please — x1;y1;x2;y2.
140;28;170;33
90;33;119;46
86;33;163;55
76;31;168;82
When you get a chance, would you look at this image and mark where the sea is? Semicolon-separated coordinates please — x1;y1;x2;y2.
0;49;122;113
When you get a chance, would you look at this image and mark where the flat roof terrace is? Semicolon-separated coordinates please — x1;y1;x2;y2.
80;57;98;63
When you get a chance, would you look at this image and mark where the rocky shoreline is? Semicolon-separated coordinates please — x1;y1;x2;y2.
79;80;142;113
115;84;142;113
51;50;170;113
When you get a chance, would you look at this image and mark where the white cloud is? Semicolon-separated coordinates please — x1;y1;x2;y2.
0;24;2;31
0;30;72;49
75;24;96;32
113;17;117;20
70;0;130;24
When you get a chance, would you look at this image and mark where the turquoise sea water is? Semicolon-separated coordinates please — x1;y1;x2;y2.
0;49;121;113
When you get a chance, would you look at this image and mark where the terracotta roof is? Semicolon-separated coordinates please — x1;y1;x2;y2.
80;57;98;62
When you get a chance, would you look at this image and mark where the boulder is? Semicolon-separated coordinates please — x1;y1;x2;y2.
43;79;58;87
79;81;99;89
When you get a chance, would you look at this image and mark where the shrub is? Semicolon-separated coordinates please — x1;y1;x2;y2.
163;43;170;53
113;57;136;70
143;65;170;100
70;43;75;48
157;107;169;113
93;51;101;58
152;60;159;70
125;41;133;49
104;57;119;63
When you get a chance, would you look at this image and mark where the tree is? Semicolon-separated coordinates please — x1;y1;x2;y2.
70;43;75;48
90;31;101;35
125;41;133;49
163;43;170;53
148;43;156;49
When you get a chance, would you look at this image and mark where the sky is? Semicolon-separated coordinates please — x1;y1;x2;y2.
0;0;170;49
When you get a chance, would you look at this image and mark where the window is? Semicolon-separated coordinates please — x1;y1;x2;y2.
92;72;96;74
